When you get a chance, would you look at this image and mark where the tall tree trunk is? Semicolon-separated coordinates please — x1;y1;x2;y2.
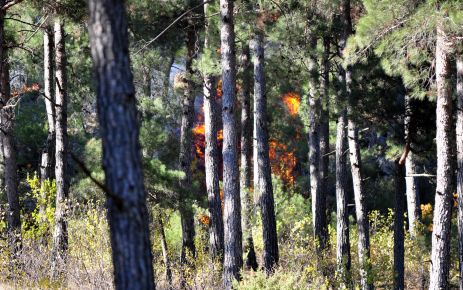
342;1;372;288
319;36;330;230
179;11;197;266
307;35;327;251
252;30;279;273
51;17;69;277
394;158;406;290
0;7;21;256
88;1;155;289
429;23;454;290
40;25;55;183
456;55;463;290
240;44;258;271
404;95;420;236
158;213;172;286
220;0;243;287
203;0;224;262
335;106;351;285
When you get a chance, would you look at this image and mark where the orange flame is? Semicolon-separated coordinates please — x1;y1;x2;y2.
11;83;41;98
269;139;297;184
193;124;223;159
282;92;300;116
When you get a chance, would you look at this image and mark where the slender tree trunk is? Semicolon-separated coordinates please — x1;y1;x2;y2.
40;25;55;183
429;23;454;290
252;30;279;273
319;36;330;230
0;7;21;256
158;213;172;286
307;35;327;251
179;11;197;266
404;95;420;236
203;0;224;261
88;1;155;289
51;17;69;277
335;107;351;285
457;56;463;290
394;159;405;290
342;1;372;288
220;0;243;287
240;44;258;271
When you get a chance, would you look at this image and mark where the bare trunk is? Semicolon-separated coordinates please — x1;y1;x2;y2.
404;95;420;236
88;1;155;289
429;23;454;290
394;160;405;290
220;0;243;287
179;12;197;266
307;35;327;251
240;44;258;271
252;31;279;273
203;1;224;261
319;36;330;231
342;1;371;288
0;9;20;254
40;25;55;183
51;17;69;277
457;56;463;290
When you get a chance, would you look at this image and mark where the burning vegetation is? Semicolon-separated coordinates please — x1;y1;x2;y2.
282;92;301;116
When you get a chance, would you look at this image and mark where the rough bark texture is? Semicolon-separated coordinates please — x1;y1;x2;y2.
203;2;224;260
88;1;155;289
252;31;279;273
394;160;405;290
319;36;330;232
50;17;69;277
343;1;371;288
307;35;327;251
220;0;243;287
179;10;197;265
335;107;351;285
404;95;420;236
429;24;454;290
0;7;21;255
239;44;258;271
457;56;463;290
40;25;55;183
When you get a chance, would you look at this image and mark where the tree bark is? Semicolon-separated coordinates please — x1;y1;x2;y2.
394;159;405;290
239;43;258;271
429;23;454;290
40;25;55;183
342;1;372;288
220;0;243;287
88;1;155;289
404;95;420;236
252;30;279;273
203;0;224;262
457;56;463;290
179;9;197;266
307;35;327;251
51;17;69;277
319;36;330;232
0;7;21;256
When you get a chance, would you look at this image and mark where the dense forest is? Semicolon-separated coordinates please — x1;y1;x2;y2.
0;0;462;289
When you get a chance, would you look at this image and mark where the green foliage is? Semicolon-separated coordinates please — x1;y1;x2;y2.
22;173;56;240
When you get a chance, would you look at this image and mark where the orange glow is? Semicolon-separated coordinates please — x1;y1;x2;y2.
197;214;210;226
269;139;297;184
282;92;301;116
11;83;41;98
193;124;223;159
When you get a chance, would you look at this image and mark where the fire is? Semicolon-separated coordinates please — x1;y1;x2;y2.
269;139;297;184
282;92;301;116
11;83;41;98
193;124;224;159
